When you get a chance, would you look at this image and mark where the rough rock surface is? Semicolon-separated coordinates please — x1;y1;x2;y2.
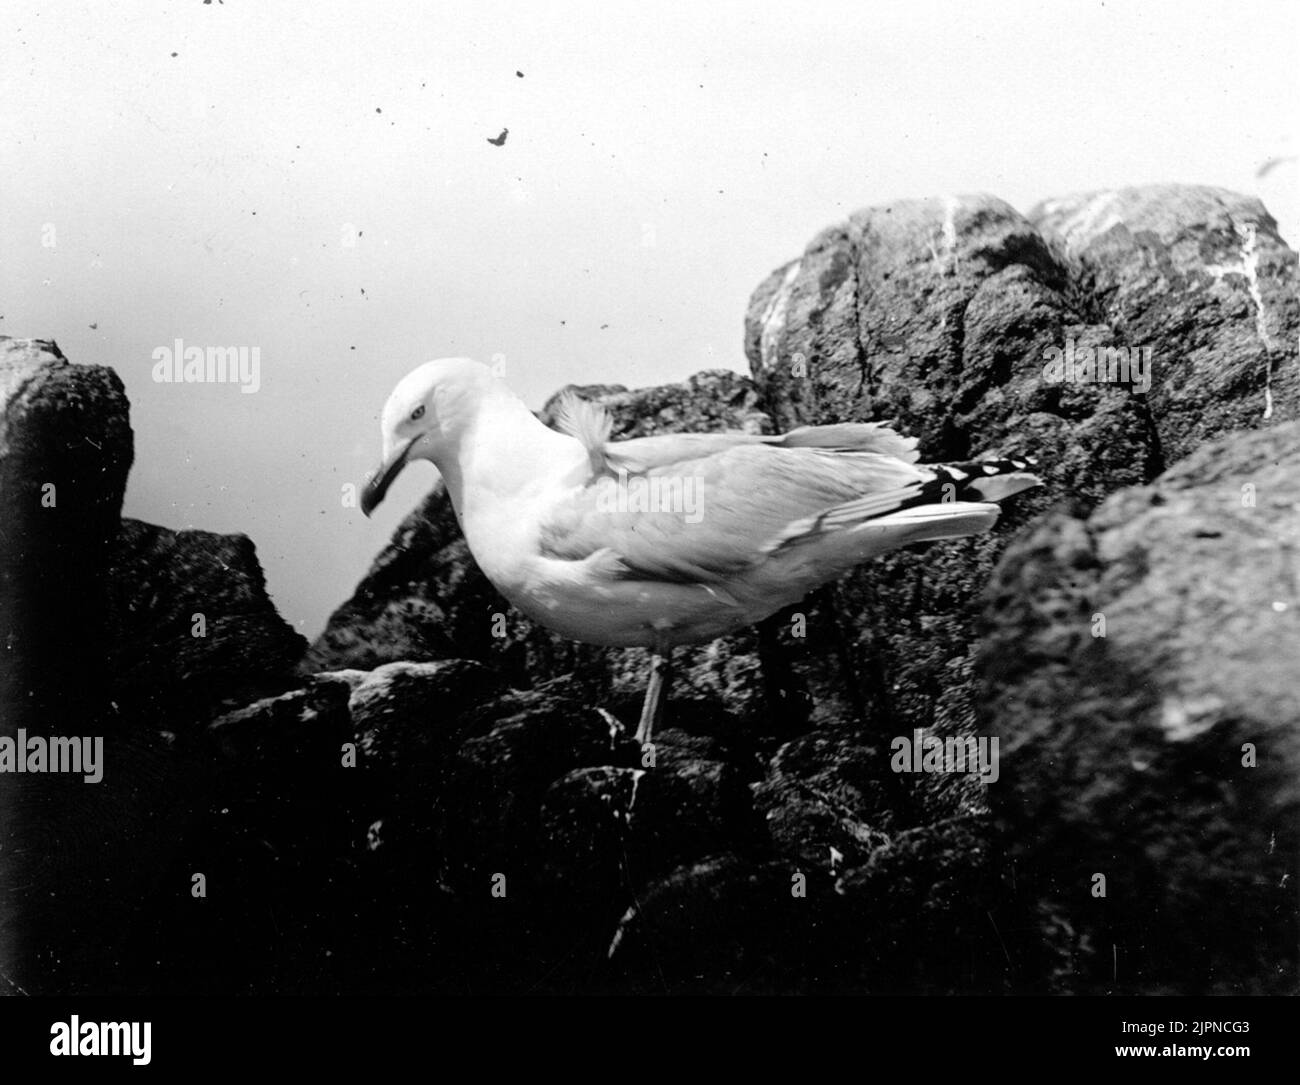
0;340;308;995
0;337;133;719
1030;186;1298;463
979;421;1300;993
741;186;1298;824
0;338;146;1000
108;518;308;723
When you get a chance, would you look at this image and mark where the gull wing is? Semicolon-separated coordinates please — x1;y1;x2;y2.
551;390;922;476
537;441;929;583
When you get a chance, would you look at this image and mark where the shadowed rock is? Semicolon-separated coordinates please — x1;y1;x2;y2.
539;727;758;904
979;420;1300;993
606;855;831;993
0;337;133;720
743;185;1298;822
108;518;309;724
1030;186;1298;462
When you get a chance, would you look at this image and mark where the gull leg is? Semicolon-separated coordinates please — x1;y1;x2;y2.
634;645;674;747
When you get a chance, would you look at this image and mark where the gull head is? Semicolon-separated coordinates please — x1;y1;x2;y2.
361;357;499;516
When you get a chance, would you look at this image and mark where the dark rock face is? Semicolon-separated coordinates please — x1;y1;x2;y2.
108;518;309;723
0;341;309;996
1029;186;1298;464
979;421;1300;993
606;855;832;993
540;727;758;906
0;339;149;1001
746;187;1295;467
742;186;1298;824
0;335;306;728
0;337;133;719
752;724;898;873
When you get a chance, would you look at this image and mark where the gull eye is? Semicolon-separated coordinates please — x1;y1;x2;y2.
409;405;426;421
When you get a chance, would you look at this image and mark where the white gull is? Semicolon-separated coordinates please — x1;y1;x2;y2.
361;357;1040;744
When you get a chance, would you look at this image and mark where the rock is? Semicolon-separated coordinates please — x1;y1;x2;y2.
282;659;511;917
753;724;898;873
203;681;360;870
539;728;757;902
624;748;758;871
0;341;321;995
606;855;832;993
978;421;1300;993
0;338;148;996
833;815;1011;993
545;369;768;440
0;337;133;719
746;195;1075;458
603;632;773;740
208;681;354;766
537;765;643;907
107;518;309;724
308;668;372;694
1030;186;1299;463
742;185;1299;823
345;659;501;768
435;693;637;892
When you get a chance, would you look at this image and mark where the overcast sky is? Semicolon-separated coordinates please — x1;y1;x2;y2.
3;0;1296;637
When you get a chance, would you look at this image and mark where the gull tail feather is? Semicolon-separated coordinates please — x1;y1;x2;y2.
766;499;1001;557
777;422;921;463
762;457;1040;556
959;471;1038;503
851;501;1001;546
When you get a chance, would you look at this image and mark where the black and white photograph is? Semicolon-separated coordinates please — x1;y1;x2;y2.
1;0;1296;1065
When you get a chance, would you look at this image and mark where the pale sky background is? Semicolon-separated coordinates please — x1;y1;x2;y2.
2;0;1296;638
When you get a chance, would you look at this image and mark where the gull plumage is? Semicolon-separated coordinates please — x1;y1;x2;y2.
361;357;1040;743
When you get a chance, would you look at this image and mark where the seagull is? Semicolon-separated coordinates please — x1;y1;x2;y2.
360;358;1040;745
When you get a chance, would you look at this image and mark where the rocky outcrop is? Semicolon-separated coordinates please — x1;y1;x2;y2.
0;337;133;720
0;337;308;996
979;421;1300;993
1030;186;1298;462
108;518;308;723
0;336;307;727
746;186;1295;463
741;186;1298;824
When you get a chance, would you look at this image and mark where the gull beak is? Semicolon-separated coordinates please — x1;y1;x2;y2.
361;435;420;517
